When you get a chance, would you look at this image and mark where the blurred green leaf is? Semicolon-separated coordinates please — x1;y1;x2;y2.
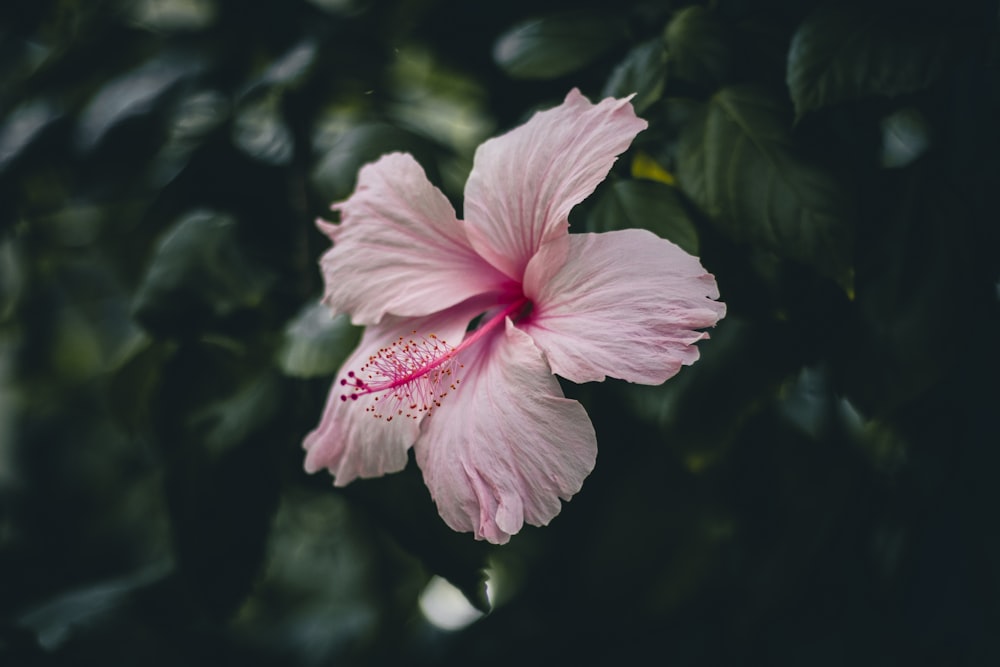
0;99;62;173
493;12;627;80
232;93;294;166
127;0;217;32
16;562;173;653
343;468;492;614
151;89;230;185
109;338;174;433
838;166;966;414
678;85;854;289
621;316;798;470
191;371;284;457
787;5;957;117
251;37;318;92
588;179;699;255
311;122;438;203
277;300;360;379
880;107;931;169
132;210;274;337
664;6;732;89
75;52;205;152
0;237;24;322
156;346;286;620
602;38;668;114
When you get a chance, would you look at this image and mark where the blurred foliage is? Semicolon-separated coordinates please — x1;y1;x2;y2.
1;0;999;665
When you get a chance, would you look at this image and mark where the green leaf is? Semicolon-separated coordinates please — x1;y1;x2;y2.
787;5;957;117
342;467;492;614
232;93;293;166
880;107;931;169
663;6;732;88
677;86;854;288
277;300;360;378
0;99;62;174
310;122;437;203
588;179;700;256
191;371;285;457
602;39;668;114
132;210;274;336
75;53;205;152
155;346;287;620
493;12;627;80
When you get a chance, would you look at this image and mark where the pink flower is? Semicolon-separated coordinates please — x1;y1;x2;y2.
303;89;725;544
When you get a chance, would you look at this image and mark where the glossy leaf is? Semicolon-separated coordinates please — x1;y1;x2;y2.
664;6;732;88
678;86;854;288
880;107;931;169
588;179;699;256
0;99;62;173
493;12;627;80
132;210;274;336
232;94;294;166
787;5;957;117
602;39;668;114
277;300;360;379
310;122;437;203
75;53;205;152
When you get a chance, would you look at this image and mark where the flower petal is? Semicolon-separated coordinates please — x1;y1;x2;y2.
320;152;509;325
522;229;726;385
414;320;597;544
303;299;486;485
463;89;648;280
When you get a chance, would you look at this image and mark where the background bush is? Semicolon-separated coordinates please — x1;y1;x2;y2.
2;0;998;664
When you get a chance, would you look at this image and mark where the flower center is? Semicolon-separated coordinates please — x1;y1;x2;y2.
340;296;530;421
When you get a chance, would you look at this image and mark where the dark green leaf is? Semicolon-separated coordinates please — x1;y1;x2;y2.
108;338;175;433
664;6;732;88
493;12;627;80
343;468;492;614
128;0;217;32
311;122;437;203
132;210;274;337
0;99;62;173
191;371;284;457
277;300;360;379
602;39;668;114
253;37;318;92
151;89;230;185
677;85;854;288
588;179;700;255
787;5;957;117
75;52;205;152
880;107;931;169
232;94;294;166
156;347;286;620
0;237;24;322
838;165;968;414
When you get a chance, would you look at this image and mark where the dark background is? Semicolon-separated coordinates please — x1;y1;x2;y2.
2;0;999;664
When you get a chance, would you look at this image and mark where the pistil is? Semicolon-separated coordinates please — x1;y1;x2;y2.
340;296;530;420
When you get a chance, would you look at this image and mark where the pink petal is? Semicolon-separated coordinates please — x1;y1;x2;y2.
463;89;648;280
522;229;726;385
414;320;597;544
303;299;487;485
319;152;510;325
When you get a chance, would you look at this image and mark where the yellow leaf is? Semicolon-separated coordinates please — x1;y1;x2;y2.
631;151;676;185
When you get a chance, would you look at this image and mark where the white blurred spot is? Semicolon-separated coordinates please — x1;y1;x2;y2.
418;574;494;632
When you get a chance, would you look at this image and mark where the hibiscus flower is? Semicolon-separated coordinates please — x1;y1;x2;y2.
304;89;725;544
